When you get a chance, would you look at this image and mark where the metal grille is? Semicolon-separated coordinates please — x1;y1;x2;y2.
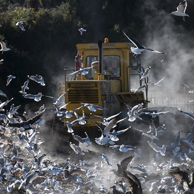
68;89;98;103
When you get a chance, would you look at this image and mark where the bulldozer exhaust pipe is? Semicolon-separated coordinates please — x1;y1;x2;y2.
98;40;103;74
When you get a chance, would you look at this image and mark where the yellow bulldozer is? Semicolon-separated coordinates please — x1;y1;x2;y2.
58;38;155;130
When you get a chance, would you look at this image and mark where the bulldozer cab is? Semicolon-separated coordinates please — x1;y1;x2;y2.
60;39;149;127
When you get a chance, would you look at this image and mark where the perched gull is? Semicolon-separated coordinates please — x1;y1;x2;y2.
16;21;26;31
0;41;11;52
170;0;189;22
6;75;16;86
78;28;86;35
122;30;166;55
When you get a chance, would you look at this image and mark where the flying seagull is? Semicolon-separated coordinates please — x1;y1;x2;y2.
69;66;93;76
0;59;4;65
122;30;166;55
28;74;45;86
170;0;189;22
111;156;133;177
6;75;16;86
16;21;26;31
0;41;11;52
78;28;86;35
8;108;45;130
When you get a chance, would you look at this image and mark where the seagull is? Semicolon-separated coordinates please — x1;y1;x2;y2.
123;170;143;194
183;83;193;93
65;114;86;133
44;93;65;106
134;83;148;93
122;30;166;55
112;156;133;177
19;79;29;95
69;67;93;76
151;77;165;87
16;21;26;31
6;75;16;86
0;90;7;98
72;132;92;146
23;92;43;102
0;59;4;65
0;41;11;52
0;98;14;111
130;164;150;176
27;74;45;86
78;28;86;35
80;102;104;112
92;112;121;126
143;110;170;119
110;184;124;194
109;127;131;141
18;170;40;189
69;142;85;155
127;103;145;122
138;66;151;81
166;131;180;150
109;144;136;152
147;140;166;156
94;112;124;146
8;108;45;130
170;0;189;22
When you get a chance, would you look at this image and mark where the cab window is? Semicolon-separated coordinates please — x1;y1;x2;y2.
85;55;120;79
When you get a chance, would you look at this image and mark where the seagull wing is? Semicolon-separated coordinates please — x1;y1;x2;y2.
123;171;142;192
155;77;165;85
144;47;166;54
122;30;141;48
120;156;133;171
177;0;187;13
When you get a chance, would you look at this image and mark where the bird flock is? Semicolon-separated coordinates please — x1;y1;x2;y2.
0;1;193;193
0;73;194;193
